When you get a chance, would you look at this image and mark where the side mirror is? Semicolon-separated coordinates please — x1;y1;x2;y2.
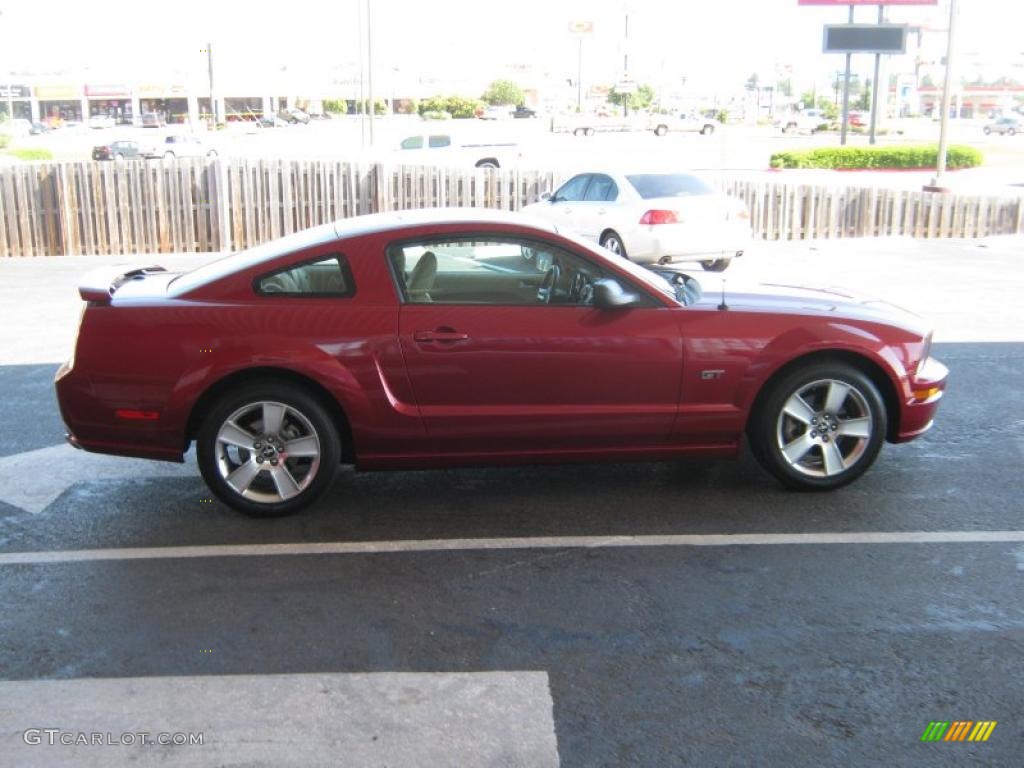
539;191;553;202
593;279;646;310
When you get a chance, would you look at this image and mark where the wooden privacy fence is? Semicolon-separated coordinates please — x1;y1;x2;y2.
0;159;1021;257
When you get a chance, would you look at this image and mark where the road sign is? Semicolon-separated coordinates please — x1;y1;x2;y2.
824;24;908;54
615;80;639;94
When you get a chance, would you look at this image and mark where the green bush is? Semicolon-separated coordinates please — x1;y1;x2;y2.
322;98;347;115
421;110;451;121
0;133;11;149
769;144;982;170
4;147;53;161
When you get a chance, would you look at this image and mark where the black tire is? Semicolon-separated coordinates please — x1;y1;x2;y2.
700;124;715;135
573;127;585;137
163;151;175;161
475;159;498;169
1009;128;1016;136
114;153;125;162
700;258;731;272
748;362;886;491
197;381;341;517
600;231;628;259
983;127;991;135
206;149;218;158
654;124;668;137
585;127;595;137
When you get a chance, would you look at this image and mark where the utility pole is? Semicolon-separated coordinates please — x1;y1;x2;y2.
206;42;217;126
356;0;365;146
868;5;884;144
2;9;15;121
931;0;959;188
840;5;854;146
577;37;583;111
622;9;630;117
366;0;374;145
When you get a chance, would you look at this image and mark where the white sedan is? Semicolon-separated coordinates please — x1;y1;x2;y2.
521;171;751;271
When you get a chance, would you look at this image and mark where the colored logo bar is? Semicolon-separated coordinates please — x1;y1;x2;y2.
921;721;997;742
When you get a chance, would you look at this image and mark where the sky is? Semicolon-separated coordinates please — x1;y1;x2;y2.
0;0;1019;95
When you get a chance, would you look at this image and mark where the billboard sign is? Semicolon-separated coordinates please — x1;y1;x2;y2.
568;21;594;34
824;24;908;54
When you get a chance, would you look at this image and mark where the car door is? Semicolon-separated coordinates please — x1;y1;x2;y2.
389;234;683;454
573;173;620;241
540;174;591;237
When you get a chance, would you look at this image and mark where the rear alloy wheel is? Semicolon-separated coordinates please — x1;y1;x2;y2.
600;231;627;259
700;258;731;272
749;363;886;490
197;382;340;516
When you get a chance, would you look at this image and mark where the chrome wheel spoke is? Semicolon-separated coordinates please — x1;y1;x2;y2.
782;394;815;425
821;440;846;476
782;433;816;465
270;464;301;500
217;421;256;450
225;460;261;494
823;381;850;415
284;435;319;458
262;402;286;435
837;417;871;439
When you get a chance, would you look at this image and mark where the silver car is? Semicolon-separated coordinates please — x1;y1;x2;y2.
983;117;1019;136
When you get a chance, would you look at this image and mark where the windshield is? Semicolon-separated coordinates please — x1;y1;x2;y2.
625;173;714;199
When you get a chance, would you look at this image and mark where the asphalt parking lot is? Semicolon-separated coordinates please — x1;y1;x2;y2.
0;236;1022;766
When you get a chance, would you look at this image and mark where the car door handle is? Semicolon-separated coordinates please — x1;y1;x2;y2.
413;329;469;343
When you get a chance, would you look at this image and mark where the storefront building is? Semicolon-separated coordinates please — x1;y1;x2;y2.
85;84;133;124
34;84;85;124
0;84;33;120
137;84;191;124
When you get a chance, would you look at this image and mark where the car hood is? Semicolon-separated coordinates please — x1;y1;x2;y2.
691;280;931;335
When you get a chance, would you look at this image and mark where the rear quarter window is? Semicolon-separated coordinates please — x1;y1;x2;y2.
255;255;356;297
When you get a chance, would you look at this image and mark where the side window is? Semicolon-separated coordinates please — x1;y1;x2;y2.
399;136;423;150
584;174;618;202
388;237;615;307
256;255;355;297
428;135;451;148
553;174;590;202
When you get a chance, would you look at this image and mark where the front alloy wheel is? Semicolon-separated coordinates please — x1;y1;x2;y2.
750;363;886;490
197;382;340;516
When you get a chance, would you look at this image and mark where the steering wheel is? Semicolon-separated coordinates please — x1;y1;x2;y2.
537;264;561;305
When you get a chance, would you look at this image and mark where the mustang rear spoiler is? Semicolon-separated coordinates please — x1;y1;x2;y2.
78;265;167;303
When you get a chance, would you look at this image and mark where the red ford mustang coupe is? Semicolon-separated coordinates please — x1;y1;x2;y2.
55;209;947;516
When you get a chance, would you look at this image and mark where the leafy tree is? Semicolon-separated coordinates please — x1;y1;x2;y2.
607;83;655;111
481;79;525;106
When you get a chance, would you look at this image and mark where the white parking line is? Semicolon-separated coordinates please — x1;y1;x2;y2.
2;530;1024;566
0;672;559;768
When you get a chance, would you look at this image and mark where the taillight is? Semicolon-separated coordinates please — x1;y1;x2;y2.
639;209;679;225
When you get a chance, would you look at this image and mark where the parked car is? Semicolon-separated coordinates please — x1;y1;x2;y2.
140;134;218;160
2;118;32;136
984;117;1019;136
55;208;947;516
777;109;828;134
512;105;537;119
479;105;512;120
259;114;291;128
140;112;165;128
650;112;720;136
88;115;116;129
521;171;751;271
278;108;310;124
29;121;52;135
92;139;141;161
397;132;520;168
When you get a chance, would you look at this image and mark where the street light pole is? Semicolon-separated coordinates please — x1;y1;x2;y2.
206;42;216;126
932;0;959;187
576;37;582;111
840;5;854;146
366;0;374;145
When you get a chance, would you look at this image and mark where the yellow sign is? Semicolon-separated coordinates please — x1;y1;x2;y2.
34;84;80;100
